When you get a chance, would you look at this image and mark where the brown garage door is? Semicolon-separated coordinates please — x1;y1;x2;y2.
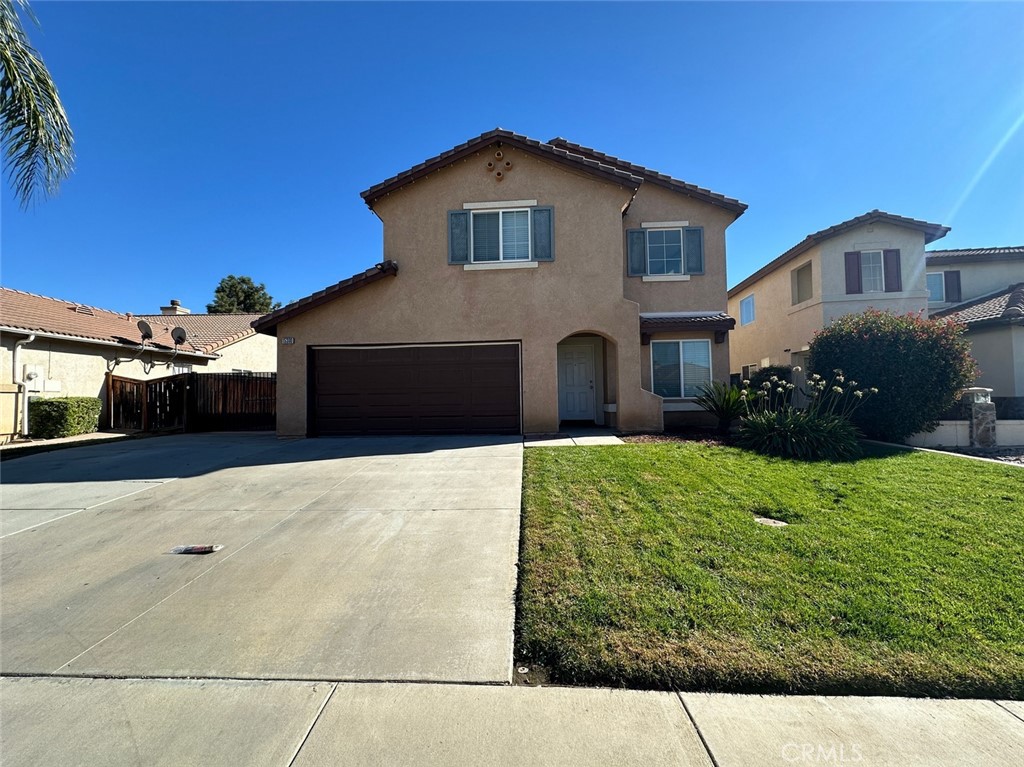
310;344;521;435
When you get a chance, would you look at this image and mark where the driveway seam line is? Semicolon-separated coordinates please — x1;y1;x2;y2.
286;682;338;767
993;700;1024;725
0;481;180;539
48;459;378;674
675;691;722;767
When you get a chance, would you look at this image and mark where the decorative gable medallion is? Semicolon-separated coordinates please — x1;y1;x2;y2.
485;149;513;182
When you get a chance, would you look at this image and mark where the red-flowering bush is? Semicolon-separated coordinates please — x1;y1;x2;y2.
808;310;977;442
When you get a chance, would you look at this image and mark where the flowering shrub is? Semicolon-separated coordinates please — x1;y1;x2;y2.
736;369;875;461
808;310;976;442
736;409;861;461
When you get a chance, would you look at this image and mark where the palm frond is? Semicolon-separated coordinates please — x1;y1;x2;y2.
0;0;74;208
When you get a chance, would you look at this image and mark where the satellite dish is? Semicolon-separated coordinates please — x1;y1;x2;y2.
137;320;154;341
171;327;187;346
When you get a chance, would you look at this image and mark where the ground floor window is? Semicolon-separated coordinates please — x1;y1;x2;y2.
651;340;712;398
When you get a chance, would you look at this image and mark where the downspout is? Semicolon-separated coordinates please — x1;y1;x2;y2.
12;334;37;437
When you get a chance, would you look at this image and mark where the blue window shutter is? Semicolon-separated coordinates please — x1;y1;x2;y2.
627;229;647;276
532;206;554;261
448;210;470;264
684;227;704;274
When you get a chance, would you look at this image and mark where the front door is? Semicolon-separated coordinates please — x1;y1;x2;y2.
558;345;595;421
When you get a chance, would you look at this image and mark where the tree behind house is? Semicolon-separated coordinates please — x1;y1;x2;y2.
207;275;281;314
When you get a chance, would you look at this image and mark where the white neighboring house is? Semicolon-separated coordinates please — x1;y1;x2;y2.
727;210;950;383
0;289;276;442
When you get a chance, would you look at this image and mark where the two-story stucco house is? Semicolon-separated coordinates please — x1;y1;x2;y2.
253;129;747;436
727;210;949;381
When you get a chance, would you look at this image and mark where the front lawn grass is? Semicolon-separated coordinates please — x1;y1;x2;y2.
517;443;1024;697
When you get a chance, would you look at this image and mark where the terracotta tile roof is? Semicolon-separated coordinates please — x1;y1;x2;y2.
926;245;1024;265
252;261;399;335
548;137;748;215
360;129;644;208
135;313;263;354
640;311;736;334
728;210;951;297
932;283;1024;327
0;287;210;357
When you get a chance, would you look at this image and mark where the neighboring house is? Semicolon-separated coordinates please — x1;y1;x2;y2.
930;283;1024;399
924;246;1024;311
0;289;276;441
727;210;949;381
253;128;747;436
927;246;1024;400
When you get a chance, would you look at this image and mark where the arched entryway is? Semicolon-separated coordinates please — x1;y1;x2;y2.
556;332;618;428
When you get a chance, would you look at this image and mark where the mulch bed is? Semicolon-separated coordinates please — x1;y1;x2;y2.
622;429;732;447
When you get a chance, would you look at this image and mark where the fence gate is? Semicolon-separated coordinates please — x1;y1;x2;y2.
106;372;276;433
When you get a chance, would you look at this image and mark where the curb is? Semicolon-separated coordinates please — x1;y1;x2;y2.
861;439;1022;467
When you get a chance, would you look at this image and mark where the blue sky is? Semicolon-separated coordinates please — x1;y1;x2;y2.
3;1;1023;314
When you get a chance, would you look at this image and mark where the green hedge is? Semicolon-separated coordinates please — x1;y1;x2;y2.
29;397;102;439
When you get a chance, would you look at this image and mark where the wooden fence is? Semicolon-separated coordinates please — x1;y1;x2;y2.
107;372;275;432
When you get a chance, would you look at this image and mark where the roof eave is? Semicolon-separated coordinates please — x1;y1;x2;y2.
252;260;399;335
360;129;641;209
0;326;218;359
729;211;950;298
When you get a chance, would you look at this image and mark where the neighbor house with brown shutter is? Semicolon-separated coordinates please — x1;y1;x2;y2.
253;128;747;436
726;210;950;385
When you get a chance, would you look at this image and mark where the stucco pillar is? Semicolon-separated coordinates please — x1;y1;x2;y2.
521;340;559;434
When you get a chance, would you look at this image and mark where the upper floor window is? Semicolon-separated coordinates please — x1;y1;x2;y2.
472;209;530;262
844;249;902;295
739;295;755;325
861;250;884;292
791;262;813;304
448;206;553;265
627;226;704;277
927;270;961;303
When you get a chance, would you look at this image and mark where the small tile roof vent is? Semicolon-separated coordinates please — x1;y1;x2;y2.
72;305;94;316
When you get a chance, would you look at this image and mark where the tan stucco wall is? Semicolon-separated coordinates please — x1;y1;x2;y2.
927;260;1024;311
728;222;929;373
622;183;735;314
272;144;738;436
728;245;824;373
201;333;277;373
966;324;1024;397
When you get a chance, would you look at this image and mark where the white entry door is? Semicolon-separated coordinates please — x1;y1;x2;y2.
558;345;595;421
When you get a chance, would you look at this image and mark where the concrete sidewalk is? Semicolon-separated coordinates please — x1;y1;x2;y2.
3;677;1021;766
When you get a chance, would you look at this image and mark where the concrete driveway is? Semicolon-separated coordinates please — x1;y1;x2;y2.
1;433;521;683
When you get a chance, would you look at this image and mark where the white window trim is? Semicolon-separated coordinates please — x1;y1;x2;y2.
739;295;755;325
650;339;713;399
464;199;537;210
642;274;690;282
470;208;532;263
642;220;689;228
463;261;539;271
860;250;885;293
926;272;945;302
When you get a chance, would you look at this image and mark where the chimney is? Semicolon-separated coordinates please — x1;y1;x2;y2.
160;299;191;316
